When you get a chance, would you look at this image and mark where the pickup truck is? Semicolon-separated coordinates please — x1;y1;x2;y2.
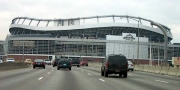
71;58;80;67
44;59;51;65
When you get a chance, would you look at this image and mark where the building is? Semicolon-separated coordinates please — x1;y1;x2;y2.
5;15;180;64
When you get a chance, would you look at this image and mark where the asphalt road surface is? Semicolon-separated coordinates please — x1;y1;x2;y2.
0;65;180;90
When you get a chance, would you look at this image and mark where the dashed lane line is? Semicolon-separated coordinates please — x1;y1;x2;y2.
38;77;43;80
99;79;105;82
155;80;169;84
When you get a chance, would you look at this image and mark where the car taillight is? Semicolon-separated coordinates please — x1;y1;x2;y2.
42;62;45;65
126;63;128;67
105;62;108;67
34;62;36;65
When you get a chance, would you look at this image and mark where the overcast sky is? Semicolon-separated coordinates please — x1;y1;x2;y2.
0;0;179;43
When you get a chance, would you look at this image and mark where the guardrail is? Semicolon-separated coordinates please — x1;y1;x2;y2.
134;65;180;77
88;62;180;77
0;62;29;70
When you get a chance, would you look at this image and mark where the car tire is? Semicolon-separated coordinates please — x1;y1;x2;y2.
86;64;88;66
77;65;80;67
57;67;59;70
123;72;127;78
132;69;134;71
101;70;104;76
43;67;45;69
119;73;122;77
104;71;108;77
53;65;55;67
33;66;35;69
69;68;71;70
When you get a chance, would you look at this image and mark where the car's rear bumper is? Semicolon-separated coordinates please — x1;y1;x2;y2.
72;64;80;66
58;65;71;68
34;65;45;67
128;66;134;70
105;69;127;73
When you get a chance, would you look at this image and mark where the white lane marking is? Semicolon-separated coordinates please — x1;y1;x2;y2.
155;80;169;84
38;77;43;80
88;73;91;75
48;72;50;74
128;74;132;76
99;79;105;82
52;70;53;71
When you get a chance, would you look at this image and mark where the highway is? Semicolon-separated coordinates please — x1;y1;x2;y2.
0;66;180;90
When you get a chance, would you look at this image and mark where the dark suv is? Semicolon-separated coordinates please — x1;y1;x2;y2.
71;58;80;67
57;59;71;70
101;54;128;78
53;58;61;67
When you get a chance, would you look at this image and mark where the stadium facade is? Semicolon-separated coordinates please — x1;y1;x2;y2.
5;15;180;64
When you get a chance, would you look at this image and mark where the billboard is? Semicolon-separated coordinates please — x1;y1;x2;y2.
172;57;180;65
13;41;35;47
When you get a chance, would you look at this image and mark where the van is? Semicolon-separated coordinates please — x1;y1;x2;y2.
6;58;15;62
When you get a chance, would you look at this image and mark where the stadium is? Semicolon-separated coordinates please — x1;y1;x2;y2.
5;15;180;64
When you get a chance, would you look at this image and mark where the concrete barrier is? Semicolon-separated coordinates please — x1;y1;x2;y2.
143;66;149;72
88;62;101;67
134;65;144;71
154;66;161;74
160;66;169;75
176;68;180;77
168;67;178;76
0;62;29;70
148;66;156;73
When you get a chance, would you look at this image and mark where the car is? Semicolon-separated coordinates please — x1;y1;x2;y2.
6;58;15;62
128;61;134;71
53;58;61;67
33;59;45;69
101;54;128;78
57;59;71;70
80;61;88;66
25;59;32;65
0;59;3;63
44;59;51;65
71;58;80;67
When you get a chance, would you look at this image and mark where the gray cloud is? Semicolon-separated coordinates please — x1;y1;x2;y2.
0;0;179;43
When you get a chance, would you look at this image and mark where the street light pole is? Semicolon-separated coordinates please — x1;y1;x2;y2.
137;21;139;64
23;41;24;62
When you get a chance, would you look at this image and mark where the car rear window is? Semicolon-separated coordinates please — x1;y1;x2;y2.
55;59;60;61
72;58;79;61
108;56;127;63
34;60;43;62
128;61;133;64
59;60;70;64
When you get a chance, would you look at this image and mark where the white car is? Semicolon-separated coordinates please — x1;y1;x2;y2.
128;61;134;71
6;58;15;62
44;59;51;65
0;59;3;63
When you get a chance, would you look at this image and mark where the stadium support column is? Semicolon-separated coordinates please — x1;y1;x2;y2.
151;21;168;66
